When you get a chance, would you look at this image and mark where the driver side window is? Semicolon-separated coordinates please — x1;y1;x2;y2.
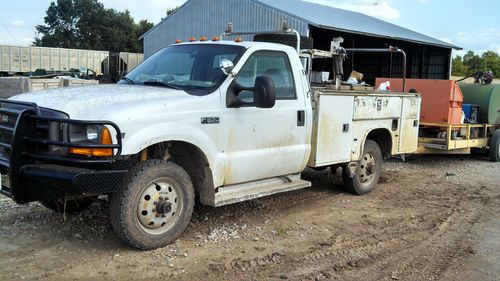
155;52;195;76
234;51;296;102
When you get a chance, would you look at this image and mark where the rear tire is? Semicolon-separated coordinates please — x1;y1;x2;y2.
490;130;500;162
110;160;195;250
40;197;94;213
342;140;382;195
253;33;314;50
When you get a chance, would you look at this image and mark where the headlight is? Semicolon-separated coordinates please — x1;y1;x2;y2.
86;125;100;142
68;124;113;157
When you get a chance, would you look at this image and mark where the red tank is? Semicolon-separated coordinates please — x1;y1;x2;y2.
375;78;463;125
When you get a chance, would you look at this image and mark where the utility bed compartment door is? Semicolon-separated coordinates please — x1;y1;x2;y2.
310;95;354;166
399;96;421;153
353;96;402;120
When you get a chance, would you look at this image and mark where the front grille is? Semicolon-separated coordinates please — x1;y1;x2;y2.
0;100;123;167
0;99;123;202
0;100;39;169
34;119;51;154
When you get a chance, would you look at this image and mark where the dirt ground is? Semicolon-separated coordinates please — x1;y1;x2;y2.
1;154;499;281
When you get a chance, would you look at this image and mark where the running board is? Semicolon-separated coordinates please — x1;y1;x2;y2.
213;174;311;207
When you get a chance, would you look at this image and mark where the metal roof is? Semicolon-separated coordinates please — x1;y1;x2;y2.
253;0;461;49
142;0;460;50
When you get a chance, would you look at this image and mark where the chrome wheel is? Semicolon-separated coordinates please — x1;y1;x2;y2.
359;152;376;186
137;179;181;235
342;140;382;195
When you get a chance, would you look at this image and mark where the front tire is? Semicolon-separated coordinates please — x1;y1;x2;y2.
490;130;500;162
110;160;195;250
342;140;382;195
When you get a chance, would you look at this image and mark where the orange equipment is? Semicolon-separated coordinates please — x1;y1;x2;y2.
375;78;463;125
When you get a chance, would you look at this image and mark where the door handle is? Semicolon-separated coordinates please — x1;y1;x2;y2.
297;110;305;127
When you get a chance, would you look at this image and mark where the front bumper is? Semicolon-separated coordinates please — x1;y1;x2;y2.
0;99;125;203
1;164;128;202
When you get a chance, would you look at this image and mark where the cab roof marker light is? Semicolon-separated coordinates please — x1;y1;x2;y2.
175;39;182;43
212;36;220;41
189;37;197;42
235;37;243;43
200;36;208;41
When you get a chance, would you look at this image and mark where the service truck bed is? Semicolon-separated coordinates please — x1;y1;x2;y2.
308;87;421;167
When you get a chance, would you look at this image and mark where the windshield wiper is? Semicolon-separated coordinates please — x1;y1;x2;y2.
120;77;135;85
143;81;183;90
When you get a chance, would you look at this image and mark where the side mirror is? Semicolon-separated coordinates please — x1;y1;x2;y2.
253;76;276;108
226;76;276;109
219;59;234;76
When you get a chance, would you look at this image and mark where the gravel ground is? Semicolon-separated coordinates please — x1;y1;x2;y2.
0;154;499;281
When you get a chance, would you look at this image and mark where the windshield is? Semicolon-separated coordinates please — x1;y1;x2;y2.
120;44;245;95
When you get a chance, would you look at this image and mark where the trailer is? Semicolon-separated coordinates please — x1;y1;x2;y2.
375;78;500;162
417;122;498;155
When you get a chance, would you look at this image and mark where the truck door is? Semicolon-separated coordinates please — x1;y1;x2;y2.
222;50;308;185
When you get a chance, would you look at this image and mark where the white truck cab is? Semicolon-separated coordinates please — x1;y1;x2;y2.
0;33;420;249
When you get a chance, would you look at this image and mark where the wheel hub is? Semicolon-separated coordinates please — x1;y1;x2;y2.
156;201;172;214
365;162;374;174
137;180;180;234
359;152;376;185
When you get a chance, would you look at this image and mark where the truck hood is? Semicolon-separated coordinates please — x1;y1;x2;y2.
9;84;194;119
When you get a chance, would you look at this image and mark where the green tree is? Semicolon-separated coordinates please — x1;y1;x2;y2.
451;55;468;76
99;9;138;52
33;0;82;48
73;0;107;50
161;7;180;21
166;7;179;17
135;19;155;50
463;51;484;75
452;50;500;78
34;0;154;53
481;51;500;76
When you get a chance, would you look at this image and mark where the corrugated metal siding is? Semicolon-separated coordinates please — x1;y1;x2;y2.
143;0;308;58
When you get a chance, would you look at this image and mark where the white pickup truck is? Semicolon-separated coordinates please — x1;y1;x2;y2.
0;32;420;249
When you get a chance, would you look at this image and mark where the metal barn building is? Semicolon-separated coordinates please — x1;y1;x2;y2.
142;0;461;84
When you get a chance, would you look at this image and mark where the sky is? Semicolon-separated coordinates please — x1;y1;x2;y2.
0;0;498;56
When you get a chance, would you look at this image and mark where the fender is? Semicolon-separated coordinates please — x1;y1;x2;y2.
352;124;396;161
121;122;225;187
